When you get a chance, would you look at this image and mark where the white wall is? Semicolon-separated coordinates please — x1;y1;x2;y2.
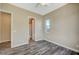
43;4;79;52
0;3;43;48
35;16;43;41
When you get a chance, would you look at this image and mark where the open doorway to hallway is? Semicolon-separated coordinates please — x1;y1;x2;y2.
29;17;35;44
0;11;11;50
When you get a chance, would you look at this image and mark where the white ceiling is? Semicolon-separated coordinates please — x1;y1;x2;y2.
10;3;67;15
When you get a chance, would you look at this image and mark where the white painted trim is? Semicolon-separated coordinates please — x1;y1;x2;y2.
0;9;13;48
0;9;12;14
11;42;27;48
10;3;68;16
28;16;36;41
44;39;79;53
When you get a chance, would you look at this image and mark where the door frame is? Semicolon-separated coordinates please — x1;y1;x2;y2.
0;9;13;48
28;16;35;43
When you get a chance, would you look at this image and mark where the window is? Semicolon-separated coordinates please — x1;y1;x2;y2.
45;19;51;32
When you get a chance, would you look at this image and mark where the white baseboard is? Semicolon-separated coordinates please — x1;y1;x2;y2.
35;39;43;41
44;39;79;53
11;42;28;48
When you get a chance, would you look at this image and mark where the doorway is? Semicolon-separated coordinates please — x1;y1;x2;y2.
29;17;35;43
0;11;11;50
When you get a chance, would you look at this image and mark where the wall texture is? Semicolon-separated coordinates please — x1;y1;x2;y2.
0;3;43;48
43;3;79;52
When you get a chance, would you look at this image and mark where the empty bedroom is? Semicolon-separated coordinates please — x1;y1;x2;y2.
0;3;79;55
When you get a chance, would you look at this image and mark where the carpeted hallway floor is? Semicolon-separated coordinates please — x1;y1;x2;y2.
0;40;78;55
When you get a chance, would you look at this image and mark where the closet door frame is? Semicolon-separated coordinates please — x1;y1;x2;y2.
0;10;13;48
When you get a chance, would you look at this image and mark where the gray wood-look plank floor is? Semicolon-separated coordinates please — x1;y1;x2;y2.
0;40;78;55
